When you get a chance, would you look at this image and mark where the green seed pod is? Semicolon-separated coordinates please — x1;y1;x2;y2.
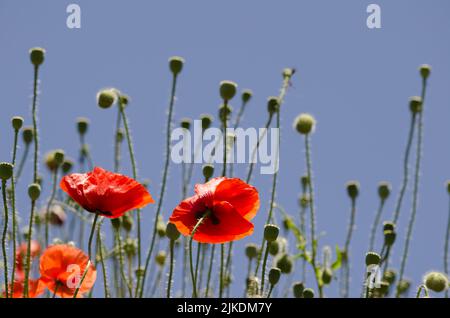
424;272;448;293
28;183;41;201
219;103;232;122
346;181;360;199
116;129;124;143
122;214;134;232
267;96;280;114
268;240;280;256
409;96;423;114
245;243;258;259
241;89;253;103
62;159;74;174
169;56;184;75
157;219;166;237
124;238;137;257
77;117;89;135
118;94;130;106
180;118;192;130
155;250;166;266
166;223;181;241
378;182;391;200
202;164;214;180
12;116;24;131
275;253;293;274
200;114;213;130
396;279;411;295
111;218;121;230
29;47;45;66
302;288;315;298
321;268;333;285
22;127;34;144
383;230;396;246
53;149;65;166
283;68;295;79
293;113;316;135
293;282;305;298
0;162;13;180
135;267;145;278
365;252;381;266
301;175;309;191
97;89;116;109
268;268;281;286
383;269;396;285
299;194;309;208
419;64;431;79
264;224;279;242
383;221;395;232
219;80;237;101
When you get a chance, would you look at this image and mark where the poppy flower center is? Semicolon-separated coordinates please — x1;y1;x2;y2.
195;209;220;225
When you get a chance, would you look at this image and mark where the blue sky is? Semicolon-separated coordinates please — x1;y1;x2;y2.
1;0;450;298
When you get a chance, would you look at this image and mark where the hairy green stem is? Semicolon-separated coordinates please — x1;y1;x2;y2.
23;198;37;297
1;180;10;298
190;212;210;297
369;199;386;251
45;168;58;247
10;129;19;294
167;239;175;298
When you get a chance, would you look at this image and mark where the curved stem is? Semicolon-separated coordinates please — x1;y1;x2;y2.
23;199;37;298
97;223;110;298
219;243;225;298
190;212;210;297
415;284;429;298
221;101;228;178
260;240;270;295
369;199;386;251
141;74;178;297
114;107;122;173
45;168;58;247
31;65;39;184
194;242;202;284
342;198;356;298
1;180;10;298
267;285;274;298
115;228;133;297
167;239;175;298
445;194;450;298
205;244;216;297
10;129;19;295
15;144;29;182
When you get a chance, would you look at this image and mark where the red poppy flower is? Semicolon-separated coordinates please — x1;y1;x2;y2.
4;271;46;298
39;244;97;298
60;166;154;218
15;240;41;271
169;177;260;244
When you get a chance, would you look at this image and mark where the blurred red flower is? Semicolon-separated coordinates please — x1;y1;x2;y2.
169;177;260;243
60;166;154;218
16;240;41;272
5;272;45;298
39;244;97;298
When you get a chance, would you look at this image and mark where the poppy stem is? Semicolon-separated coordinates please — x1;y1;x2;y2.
97;223;110;298
167;239;175;298
15;143;29;182
23;198;37;298
31;65;39;184
114;107;122;173
73;213;99;298
10;127;19;296
190;212;210;298
260;240;270;295
396;78;427;298
415;284;429;298
45;167;59;247
267;285;274;298
368;198;386;252
115;228;133;297
141;73;178;298
52;282;60;298
219;243;225;298
1;180;10;298
205;244;216;297
445;190;450;298
194;242;202;285
341;197;356;298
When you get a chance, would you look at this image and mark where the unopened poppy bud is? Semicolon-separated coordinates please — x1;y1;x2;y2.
166;223;180;241
124;238;137;257
378;182;391;200
97;89;116;109
77;117;89;135
169;56;184;75
419;64;431;79
409;96;422;114
346;181;360;199
12;116;24;131
293;282;305;298
202;164;214;180
22;127;34;144
275;253;293;274
116;129;124;143
268;240;280;256
269;268;281;286
200;114;213;130
301;175;309;191
383;269;396;285
242;89;253;103
365;252;381;266
118;94;130;106
299;194;309;208
303;288;315;298
155;250;166;266
383;230;396;246
29;47;45;66
396;279;411;295
53;150;65;166
322;268;333;285
245;243;258;259
376;281;390;295
0;162;13;180
293;113;316;135
267;96;280;114
157;220;166;237
283;68;295;79
135;267;145;277
180;118;191;130
264;224;279;242
45;151;61;171
52;238;63;245
28;183;41;201
62;159;74;174
424;272;448;293
219;103;232;122
383;221;395;232
111;218;121;230
122;215;134;232
220;80;237;101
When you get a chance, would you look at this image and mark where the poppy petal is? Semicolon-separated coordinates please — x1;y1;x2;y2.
194;177;224;196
